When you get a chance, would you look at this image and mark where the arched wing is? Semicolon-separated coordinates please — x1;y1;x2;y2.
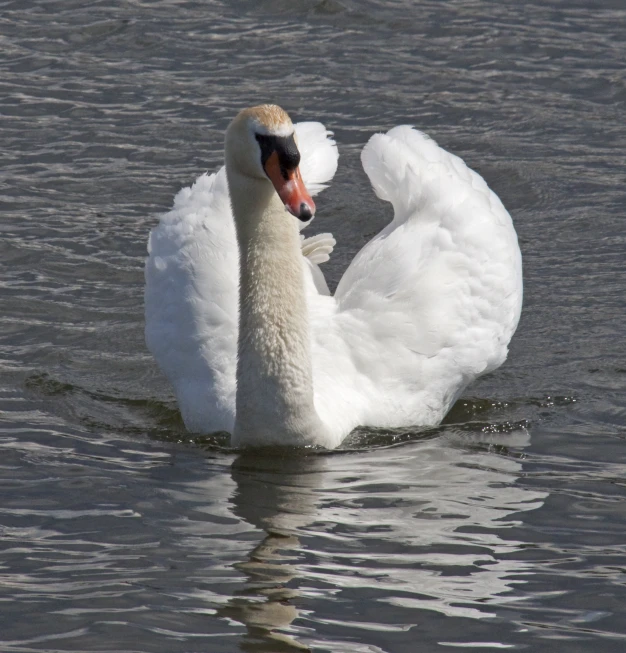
145;122;338;433
145;167;238;432
310;127;523;440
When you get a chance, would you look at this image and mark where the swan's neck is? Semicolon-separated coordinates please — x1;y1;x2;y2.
228;169;327;446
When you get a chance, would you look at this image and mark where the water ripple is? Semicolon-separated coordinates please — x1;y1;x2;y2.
1;0;626;651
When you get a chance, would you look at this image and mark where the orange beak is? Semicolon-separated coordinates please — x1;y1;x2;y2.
264;151;315;222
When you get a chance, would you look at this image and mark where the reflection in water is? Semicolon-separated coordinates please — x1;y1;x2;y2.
218;431;547;650
219;453;325;651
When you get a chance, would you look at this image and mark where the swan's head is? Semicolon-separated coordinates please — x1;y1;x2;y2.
225;104;315;222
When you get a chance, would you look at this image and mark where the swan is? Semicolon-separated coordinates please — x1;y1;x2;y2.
145;105;522;449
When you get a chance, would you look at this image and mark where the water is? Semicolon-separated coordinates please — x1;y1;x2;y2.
1;0;625;650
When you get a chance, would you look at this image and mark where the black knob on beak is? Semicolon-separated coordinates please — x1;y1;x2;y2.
298;202;313;222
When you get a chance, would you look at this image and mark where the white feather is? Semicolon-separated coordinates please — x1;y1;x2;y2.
308;127;522;444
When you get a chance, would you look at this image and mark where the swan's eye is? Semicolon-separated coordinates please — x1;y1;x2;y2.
255;133;300;180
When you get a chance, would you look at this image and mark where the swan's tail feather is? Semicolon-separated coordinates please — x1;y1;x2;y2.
301;232;336;264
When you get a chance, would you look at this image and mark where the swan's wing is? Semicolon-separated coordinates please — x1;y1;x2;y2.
145;122;338;433
295;122;339;197
145;167;238;433
310;127;523;441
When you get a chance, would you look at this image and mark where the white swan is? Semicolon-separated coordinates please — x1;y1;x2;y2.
145;105;522;449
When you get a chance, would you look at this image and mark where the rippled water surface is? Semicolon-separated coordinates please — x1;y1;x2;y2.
2;0;626;651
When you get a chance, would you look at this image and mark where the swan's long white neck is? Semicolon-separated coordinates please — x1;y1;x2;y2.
226;165;327;447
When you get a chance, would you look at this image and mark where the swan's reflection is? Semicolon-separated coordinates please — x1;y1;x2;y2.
217;453;326;651
218;430;547;650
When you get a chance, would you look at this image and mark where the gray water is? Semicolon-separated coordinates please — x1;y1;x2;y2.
1;0;626;651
